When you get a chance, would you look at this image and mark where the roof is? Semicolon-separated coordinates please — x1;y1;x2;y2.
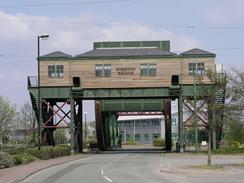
180;48;215;57
75;48;177;58
117;115;164;121
94;40;170;51
39;51;73;59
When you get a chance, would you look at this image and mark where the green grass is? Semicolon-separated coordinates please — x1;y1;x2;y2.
212;147;244;154
190;164;224;169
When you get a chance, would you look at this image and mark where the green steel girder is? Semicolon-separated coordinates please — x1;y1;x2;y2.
28;84;218;101
101;99;164;112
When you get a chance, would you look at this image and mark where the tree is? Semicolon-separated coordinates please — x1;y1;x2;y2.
0;96;16;148
225;117;244;144
196;70;227;166
223;67;244;145
54;129;68;144
20;103;36;143
225;67;244;121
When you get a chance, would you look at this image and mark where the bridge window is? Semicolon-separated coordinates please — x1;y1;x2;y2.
48;65;64;78
189;63;205;76
140;64;156;77
95;64;111;77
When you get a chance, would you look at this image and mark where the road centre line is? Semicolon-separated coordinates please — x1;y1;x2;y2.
104;176;113;183
100;154;128;183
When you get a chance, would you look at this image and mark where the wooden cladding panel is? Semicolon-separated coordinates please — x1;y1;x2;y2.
40;57;215;88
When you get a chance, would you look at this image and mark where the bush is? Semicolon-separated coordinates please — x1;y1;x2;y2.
14;153;37;165
84;139;97;148
26;145;70;160
126;140;136;145
212;147;244;154
0;145;71;168
153;138;165;147
0;152;15;168
228;141;241;148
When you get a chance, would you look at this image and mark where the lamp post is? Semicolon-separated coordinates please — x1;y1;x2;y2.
193;75;199;153
84;111;87;140
37;33;49;150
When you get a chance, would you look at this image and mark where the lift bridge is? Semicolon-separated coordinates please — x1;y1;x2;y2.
27;40;226;153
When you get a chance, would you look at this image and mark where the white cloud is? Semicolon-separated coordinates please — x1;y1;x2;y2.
0;10;200;55
0;10;200;105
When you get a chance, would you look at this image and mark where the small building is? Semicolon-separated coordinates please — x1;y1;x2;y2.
117;115;164;144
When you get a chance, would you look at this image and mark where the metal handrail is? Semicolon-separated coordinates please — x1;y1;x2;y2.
27;76;38;88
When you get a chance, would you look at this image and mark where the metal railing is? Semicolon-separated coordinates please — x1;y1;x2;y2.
27;76;38;88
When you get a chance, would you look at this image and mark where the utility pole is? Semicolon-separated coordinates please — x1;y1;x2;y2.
84;111;87;140
133;120;135;142
193;75;199;153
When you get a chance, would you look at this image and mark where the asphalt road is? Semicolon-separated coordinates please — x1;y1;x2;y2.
21;152;244;183
21;153;167;183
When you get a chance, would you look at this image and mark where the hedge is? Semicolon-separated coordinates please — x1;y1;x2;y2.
212;147;244;154
26;145;70;160
0;144;71;168
153;138;165;147
126;140;136;145
13;153;37;165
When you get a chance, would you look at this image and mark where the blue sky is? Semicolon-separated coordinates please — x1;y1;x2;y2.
0;0;244;120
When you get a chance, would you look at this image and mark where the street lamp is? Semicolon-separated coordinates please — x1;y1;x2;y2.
37;33;49;150
84;111;87;140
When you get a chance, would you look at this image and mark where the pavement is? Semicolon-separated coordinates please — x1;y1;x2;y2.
0;154;87;183
160;153;244;183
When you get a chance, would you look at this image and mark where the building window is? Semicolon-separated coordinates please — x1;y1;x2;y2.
147;120;151;126
135;134;140;142
172;133;177;140
48;65;64;78
142;121;147;126
135;121;141;127
140;64;156;77
189;63;205;76
95;64;111;77
171;118;176;126
152;119;160;126
144;134;150;143
126;134;131;141
153;133;161;139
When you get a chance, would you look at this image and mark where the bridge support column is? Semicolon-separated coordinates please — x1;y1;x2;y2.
70;97;75;154
164;99;172;151
74;101;83;152
95;101;105;151
178;95;184;152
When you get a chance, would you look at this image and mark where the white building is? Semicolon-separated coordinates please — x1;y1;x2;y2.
117;115;165;144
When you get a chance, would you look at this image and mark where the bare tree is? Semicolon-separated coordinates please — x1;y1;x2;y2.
196;70;226;166
20;103;36;143
225;67;244;121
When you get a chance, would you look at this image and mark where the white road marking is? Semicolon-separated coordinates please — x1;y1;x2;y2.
100;154;128;183
104;176;113;182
